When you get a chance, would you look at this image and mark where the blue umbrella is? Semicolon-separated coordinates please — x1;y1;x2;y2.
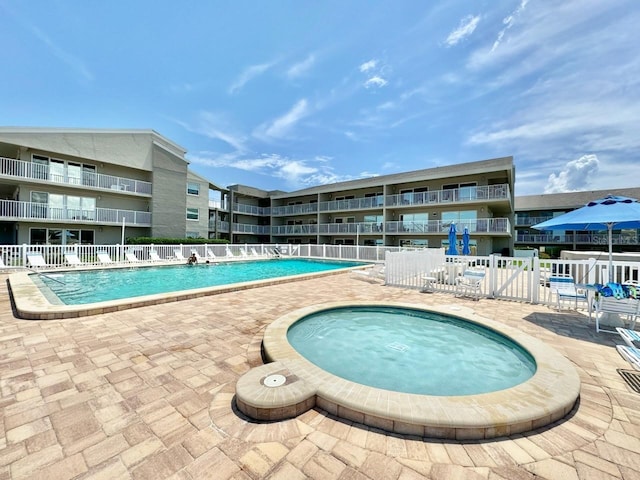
462;226;471;255
532;195;640;282
446;223;458;255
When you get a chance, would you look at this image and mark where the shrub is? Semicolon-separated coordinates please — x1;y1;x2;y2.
127;237;229;245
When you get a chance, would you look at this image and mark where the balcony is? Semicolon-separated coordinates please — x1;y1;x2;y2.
232;203;271;216
0;199;151;226
514;215;554;226
318;197;383;212
271;203;318;216
232;223;271;235
271;224;319;235
516;233;640;245
385;218;510;235
0;156;152;195
386;184;510;207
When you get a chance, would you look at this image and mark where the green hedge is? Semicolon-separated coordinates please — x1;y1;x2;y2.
127;237;229;245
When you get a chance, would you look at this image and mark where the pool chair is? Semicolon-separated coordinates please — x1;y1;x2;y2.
239;247;249;257
125;252;140;263
250;247;262;257
454;268;485;301
617;327;640;348
595;296;640;333
549;276;589;311
149;250;162;262
206;248;217;260
616;345;640;371
191;250;204;262
26;252;48;268
352;264;385;283
174;249;186;261
97;251;113;264
64;252;83;266
225;246;235;258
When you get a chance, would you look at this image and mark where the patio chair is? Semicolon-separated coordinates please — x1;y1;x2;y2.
616;345;640;371
206;248;217;260
549;276;588;311
352;264;385;282
97;251;113;264
454;268;485;300
594;296;640;333
250;247;261;257
149;250;162;262
174;249;186;261
125;252;140;263
26;252;48;268
225;246;236;258
64;252;83;266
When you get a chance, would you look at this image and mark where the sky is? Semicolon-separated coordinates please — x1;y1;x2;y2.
1;0;639;198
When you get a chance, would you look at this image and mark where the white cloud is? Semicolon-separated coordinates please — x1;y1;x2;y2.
359;59;378;72
445;14;481;46
544;154;599;193
364;76;388;88
287;54;315;79
229;61;276;94
175;111;247;153
254;99;310;140
491;0;529;52
30;24;93;81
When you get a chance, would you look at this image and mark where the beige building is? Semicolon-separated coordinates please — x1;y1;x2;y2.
0;128;213;244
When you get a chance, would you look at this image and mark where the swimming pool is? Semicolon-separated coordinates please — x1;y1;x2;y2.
9;258;365;319
286;306;536;396
235;301;581;440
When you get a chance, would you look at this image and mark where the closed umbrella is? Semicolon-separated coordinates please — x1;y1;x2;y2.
462;227;471;255
532;195;640;282
446;223;458;255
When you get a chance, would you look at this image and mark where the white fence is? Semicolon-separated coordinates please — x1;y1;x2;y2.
2;243;638;309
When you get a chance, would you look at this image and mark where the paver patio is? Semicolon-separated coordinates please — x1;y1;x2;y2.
1;271;639;479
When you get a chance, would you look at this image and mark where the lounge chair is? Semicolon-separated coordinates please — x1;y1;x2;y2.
125;252;140;262
97;251;113;264
549;276;588;311
149;250;162;262
225;246;235;258
206;248;217;260
250;247;261;257
616;345;640;371
64;252;83;266
239;248;248;257
352;264;385;282
454;268;485;300
617;327;640;347
26;252;48;268
174;249;186;261
191;250;204;262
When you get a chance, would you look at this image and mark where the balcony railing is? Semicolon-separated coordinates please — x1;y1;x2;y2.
0;156;152;195
271;203;319;215
516;233;640;245
385;218;510;234
232;203;271;216
386;184;510;207
0;199;151;226
318;197;384;212
514;215;554;226
232;223;271;235
271;224;319;235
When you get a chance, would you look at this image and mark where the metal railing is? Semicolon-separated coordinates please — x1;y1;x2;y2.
231;203;271;216
0;156;152;195
319;197;384;212
271;203;319;215
516;233;640;245
0;199;151;226
514;215;554;226
385;218;510;234
385;184;510;207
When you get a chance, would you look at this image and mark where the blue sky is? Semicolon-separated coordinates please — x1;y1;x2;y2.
1;0;639;197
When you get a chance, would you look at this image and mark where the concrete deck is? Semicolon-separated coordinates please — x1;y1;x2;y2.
1;272;639;479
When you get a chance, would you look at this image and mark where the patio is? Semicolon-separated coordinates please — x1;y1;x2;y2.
0;272;639;479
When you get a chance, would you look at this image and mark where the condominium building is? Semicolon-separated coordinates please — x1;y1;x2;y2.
215;156;515;256
0;128;213;245
515;188;640;256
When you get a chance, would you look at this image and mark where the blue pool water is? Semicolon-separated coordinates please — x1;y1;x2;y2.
287;306;536;396
36;258;362;305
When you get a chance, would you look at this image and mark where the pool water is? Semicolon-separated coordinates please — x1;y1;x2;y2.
287;306;536;396
36;258;362;305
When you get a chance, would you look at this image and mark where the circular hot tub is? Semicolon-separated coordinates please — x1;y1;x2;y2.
236;301;580;440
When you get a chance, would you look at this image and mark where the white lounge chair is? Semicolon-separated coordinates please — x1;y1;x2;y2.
250;247;261;257
149;250;162;262
97;251;113;264
454;268;485;301
549;276;588;311
174;249;186;261
206;248;217;260
616;345;640;371
225;246;235;258
125;252;140;262
239;248;248;257
26;252;48;268
64;252;83;266
352;264;385;282
191;250;204;262
594;296;640;333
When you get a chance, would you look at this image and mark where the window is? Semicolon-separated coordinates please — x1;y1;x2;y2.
186;231;199;238
30;228;94;245
31;154;98;187
30;191;96;220
187;208;199;220
187;182;200;196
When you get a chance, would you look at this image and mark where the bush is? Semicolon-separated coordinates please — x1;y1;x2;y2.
127;237;229;245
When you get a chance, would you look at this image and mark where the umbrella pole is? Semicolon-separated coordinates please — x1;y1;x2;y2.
608;224;613;283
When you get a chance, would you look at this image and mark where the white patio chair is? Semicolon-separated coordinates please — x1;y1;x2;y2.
125;252;140;263
26;252;49;268
352;264;385;283
454;268;485;301
549;276;588;311
174;249;186;261
149;250;162;262
616;345;640;371
64;252;83;266
97;251;113;264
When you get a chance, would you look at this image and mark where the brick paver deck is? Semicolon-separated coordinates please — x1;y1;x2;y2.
1;272;639;479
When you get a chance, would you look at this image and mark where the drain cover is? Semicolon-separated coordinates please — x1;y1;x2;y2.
263;374;286;387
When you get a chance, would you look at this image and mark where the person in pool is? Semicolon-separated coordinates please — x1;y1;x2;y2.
187;253;198;265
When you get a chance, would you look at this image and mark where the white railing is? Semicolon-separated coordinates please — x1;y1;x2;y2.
232;203;271;216
319;196;384;212
4;243;638;310
385;184;510;207
0;156;152;194
386;218;510;234
517;233;640;245
0;199;151;226
232;223;271;235
271;203;319;215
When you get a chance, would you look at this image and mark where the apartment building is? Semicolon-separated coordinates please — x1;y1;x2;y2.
217;156;515;256
0;128;213;245
515;188;640;256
